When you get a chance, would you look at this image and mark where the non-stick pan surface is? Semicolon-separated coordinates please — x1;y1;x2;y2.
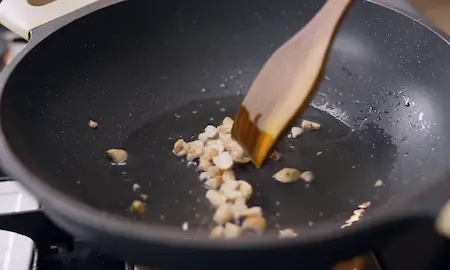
2;0;450;267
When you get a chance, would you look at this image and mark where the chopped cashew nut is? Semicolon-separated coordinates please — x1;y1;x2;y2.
223;222;242;239
224;190;243;201
204;125;218;138
130;200;145;213
182;222;188;231
222;170;236;182
279;228;298;238
273;168;301;183
374;179;383;187
206;190;227;207
88;120;98;128
232;156;251;164
213;203;234;224
205;176;223;189
106;149;128;163
207;166;222;177
172;117;268;239
301;120;321;130
242;206;263;217
232;197;248;219
242;216;266;233
290;127;304;138
222;117;234;127
220;180;239;191
186;144;204;161
198;156;212;171
173;139;190;156
204;145;222;160
188;140;204;148
237;180;253;199
198;132;209;142
213;152;234;170
341;202;371;228
300;171;315;183
359;202;371;208
210;225;225;238
226;141;245;159
218;132;232;144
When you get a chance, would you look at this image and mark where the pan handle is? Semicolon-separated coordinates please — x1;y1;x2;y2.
0;0;99;40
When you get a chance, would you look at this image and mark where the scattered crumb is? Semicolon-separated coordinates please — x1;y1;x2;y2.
279;228;297;238
273;168;301;183
182;222;189;231
269;150;282;161
201;88;206;92
140;194;148;200
316;151;323;156
374;179;383;187
174;114;181;118
220;108;226;112
106;149;128;163
132;183;140;191
341;202;371;228
358;201;371;209
88;120;98;129
290;127;304;138
300;171;314;183
301;120;321;130
130;200;145;214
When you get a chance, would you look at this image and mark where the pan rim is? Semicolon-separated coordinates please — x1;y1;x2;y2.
0;0;446;250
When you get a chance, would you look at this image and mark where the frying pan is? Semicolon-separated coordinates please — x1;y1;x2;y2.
1;0;450;268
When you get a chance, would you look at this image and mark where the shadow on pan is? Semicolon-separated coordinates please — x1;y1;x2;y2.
2;0;450;236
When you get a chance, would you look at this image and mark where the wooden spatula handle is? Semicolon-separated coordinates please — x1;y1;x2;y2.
409;0;450;35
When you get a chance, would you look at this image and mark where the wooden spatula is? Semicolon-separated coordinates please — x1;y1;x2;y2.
409;0;450;35
231;0;354;167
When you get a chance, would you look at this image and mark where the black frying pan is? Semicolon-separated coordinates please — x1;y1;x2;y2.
1;0;450;269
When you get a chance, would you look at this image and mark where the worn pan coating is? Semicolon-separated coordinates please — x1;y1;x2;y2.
1;0;450;268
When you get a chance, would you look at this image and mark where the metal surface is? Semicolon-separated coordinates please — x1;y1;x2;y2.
0;181;38;270
0;0;450;268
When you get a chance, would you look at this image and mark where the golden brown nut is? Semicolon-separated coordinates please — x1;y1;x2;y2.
130;200;145;213
279;228;297;238
301;120;321;130
213;203;234;224
88;120;98;129
242;216;266;233
173;139;190;157
223;222;242;239
205;189;227;207
237;180;253;200
106;149;128;163
210;225;225;238
273;168;301;183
